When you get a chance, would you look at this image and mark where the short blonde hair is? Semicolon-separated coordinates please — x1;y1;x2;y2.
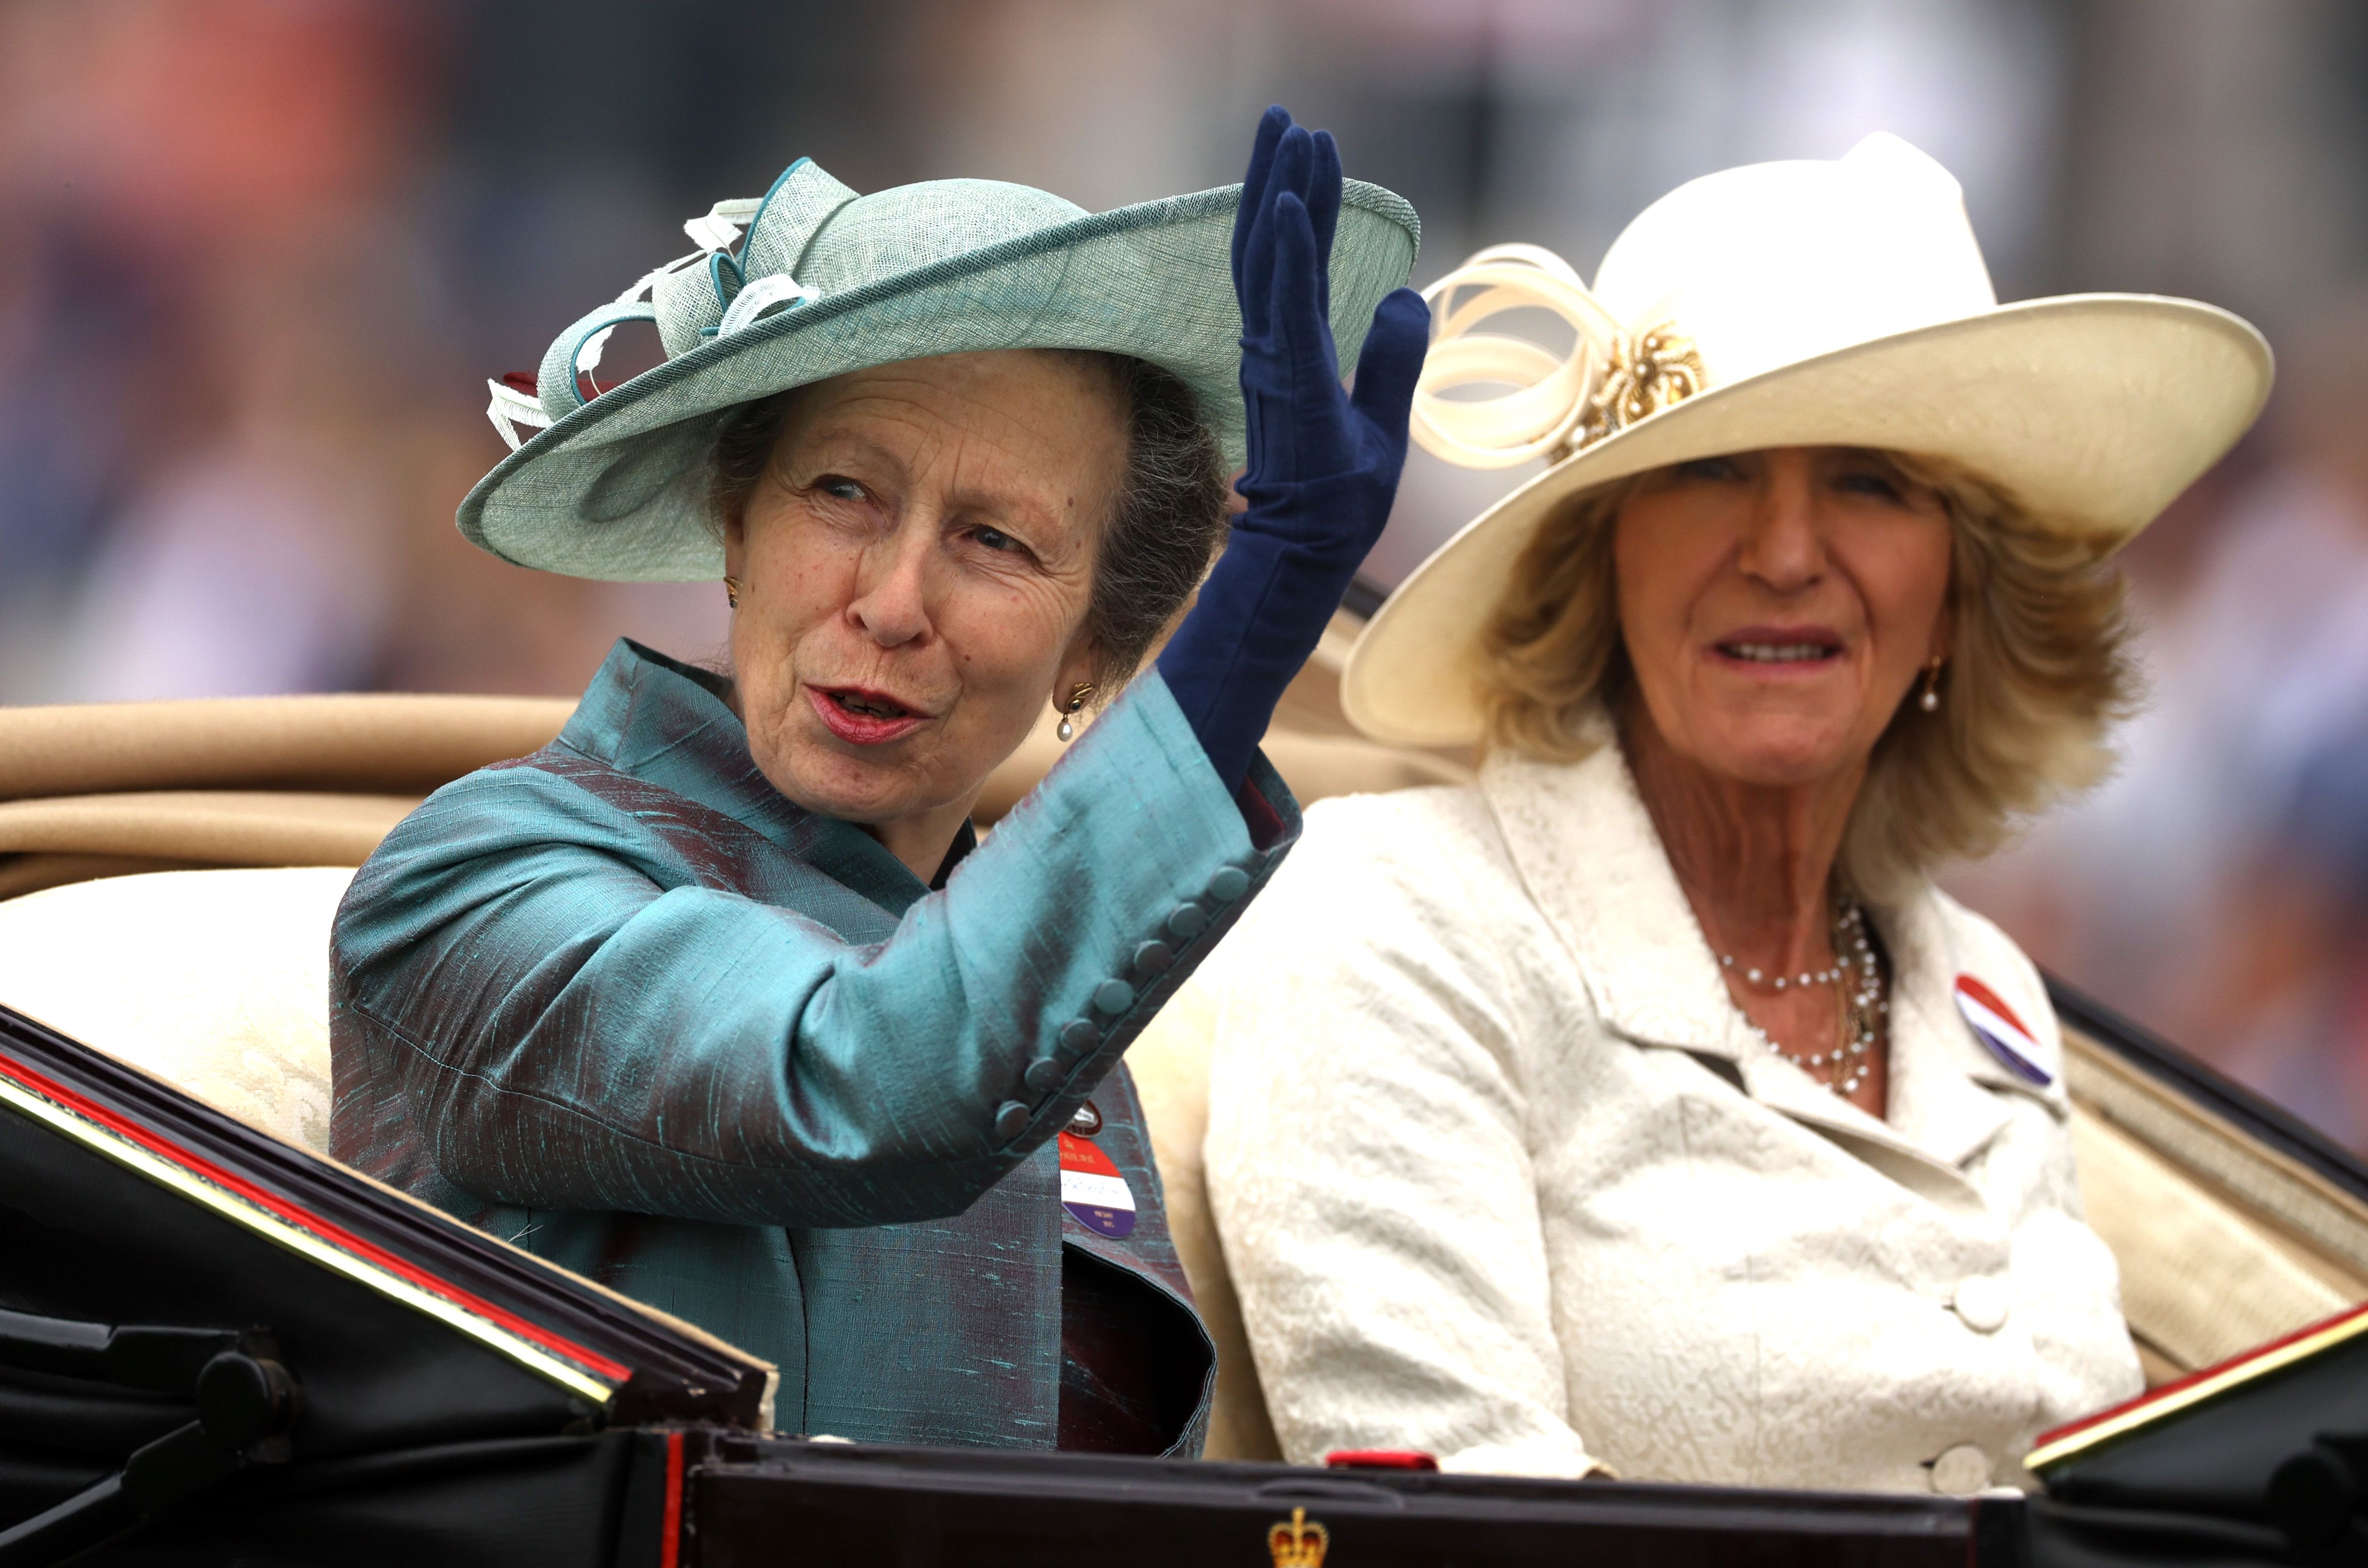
1477;452;2137;897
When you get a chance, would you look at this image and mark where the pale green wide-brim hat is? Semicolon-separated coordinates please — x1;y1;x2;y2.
465;157;1421;580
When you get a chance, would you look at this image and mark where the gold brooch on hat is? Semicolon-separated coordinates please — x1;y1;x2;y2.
1577;323;1705;452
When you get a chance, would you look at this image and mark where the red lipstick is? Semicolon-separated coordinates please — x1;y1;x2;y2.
806;684;926;745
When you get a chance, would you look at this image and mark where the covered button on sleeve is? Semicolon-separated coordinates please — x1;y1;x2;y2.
1165;903;1209;940
993;1100;1031;1141
1950;1277;2010;1334
1928;1444;1991;1496
1023;1057;1063;1093
1092;979;1135;1015
1133;940;1174;976
1207;866;1251;903
1057;1018;1100;1057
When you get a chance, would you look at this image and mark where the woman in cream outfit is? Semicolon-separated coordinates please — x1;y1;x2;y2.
1199;134;2272;1493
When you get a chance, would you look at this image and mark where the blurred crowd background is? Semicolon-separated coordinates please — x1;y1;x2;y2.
4;0;2367;1147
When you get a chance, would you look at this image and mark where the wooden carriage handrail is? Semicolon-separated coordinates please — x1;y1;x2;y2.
0;688;1470;903
0;695;578;804
0;791;419;873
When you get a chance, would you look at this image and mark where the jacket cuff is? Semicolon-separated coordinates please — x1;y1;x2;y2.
966;669;1301;1152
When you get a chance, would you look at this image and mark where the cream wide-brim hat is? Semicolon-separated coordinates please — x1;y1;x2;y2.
1342;132;2271;749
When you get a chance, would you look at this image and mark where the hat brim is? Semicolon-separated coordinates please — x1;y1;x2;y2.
1343;293;2271;747
461;182;1419;581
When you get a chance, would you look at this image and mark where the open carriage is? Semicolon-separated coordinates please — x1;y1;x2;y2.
2;621;2365;1565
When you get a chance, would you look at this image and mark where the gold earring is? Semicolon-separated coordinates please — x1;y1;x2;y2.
723;575;741;610
1056;683;1096;742
1918;655;1944;713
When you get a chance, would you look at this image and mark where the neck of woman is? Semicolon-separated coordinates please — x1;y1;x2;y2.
1619;703;1867;980
869;796;982;888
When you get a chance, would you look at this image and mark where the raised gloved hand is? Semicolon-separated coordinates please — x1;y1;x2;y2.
1158;106;1430;796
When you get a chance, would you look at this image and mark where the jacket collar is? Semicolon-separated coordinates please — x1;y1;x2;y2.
1477;717;2045;1207
554;638;947;916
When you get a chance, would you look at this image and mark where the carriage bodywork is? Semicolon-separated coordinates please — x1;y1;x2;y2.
3;633;2364;1565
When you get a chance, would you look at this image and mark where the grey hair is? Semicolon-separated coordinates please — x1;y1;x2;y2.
705;352;1229;690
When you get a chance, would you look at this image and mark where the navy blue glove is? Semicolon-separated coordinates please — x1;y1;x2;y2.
1157;106;1430;796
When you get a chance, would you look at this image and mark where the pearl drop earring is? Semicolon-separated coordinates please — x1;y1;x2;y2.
1056;684;1096;742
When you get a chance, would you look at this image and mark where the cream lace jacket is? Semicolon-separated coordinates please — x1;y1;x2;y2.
1200;736;2143;1494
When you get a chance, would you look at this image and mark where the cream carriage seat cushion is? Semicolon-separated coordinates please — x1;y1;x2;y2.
0;867;348;1153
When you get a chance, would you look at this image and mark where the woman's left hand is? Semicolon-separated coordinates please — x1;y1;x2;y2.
1157;106;1429;795
1231;107;1429;545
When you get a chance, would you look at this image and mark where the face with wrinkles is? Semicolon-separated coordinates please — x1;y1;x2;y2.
1614;445;1956;789
723;351;1124;850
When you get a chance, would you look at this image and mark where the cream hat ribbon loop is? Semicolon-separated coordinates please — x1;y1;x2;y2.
1410;242;1704;470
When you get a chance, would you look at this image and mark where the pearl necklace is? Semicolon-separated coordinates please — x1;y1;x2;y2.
1717;901;1886;1098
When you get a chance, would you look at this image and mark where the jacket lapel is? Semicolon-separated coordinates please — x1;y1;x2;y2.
1884;892;2070;1158
1477;724;2012;1211
1477;726;1748;1058
1880;897;2016;1171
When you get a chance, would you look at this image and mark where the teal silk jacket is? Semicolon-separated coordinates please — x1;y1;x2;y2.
328;641;1298;1453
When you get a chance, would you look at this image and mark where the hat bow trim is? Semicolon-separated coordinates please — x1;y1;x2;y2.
487;162;861;452
1410;243;1705;471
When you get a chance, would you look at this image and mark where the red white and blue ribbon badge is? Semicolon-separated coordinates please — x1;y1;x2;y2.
1953;974;2053;1088
1058;1131;1136;1238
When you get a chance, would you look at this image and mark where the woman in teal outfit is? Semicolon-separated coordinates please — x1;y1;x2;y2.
329;111;1427;1455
